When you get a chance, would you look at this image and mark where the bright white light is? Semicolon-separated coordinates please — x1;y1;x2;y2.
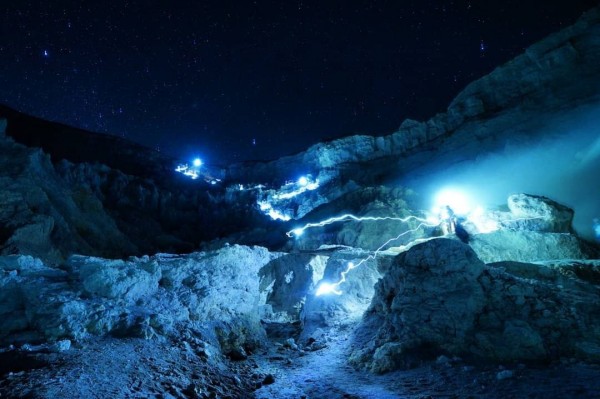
298;176;308;186
292;228;304;237
433;188;472;216
274;179;320;200
193;158;202;167
316;282;342;296
268;209;291;221
258;201;291;221
258;201;272;211
467;206;499;233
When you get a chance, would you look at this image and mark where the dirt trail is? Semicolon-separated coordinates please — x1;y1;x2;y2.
254;324;600;399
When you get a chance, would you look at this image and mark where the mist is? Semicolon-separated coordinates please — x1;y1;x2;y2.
413;105;600;241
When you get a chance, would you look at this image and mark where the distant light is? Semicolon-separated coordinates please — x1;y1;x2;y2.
433;188;472;216
292;228;303;237
193;158;202;167
268;209;291;221
316;282;341;296
298;176;308;186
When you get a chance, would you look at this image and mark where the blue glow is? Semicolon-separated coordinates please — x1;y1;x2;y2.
287;214;430;238
193;158;202;167
433;187;472;216
314;221;439;296
298;176;308;186
315;282;341;296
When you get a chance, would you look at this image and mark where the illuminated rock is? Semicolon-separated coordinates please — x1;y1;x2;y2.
470;230;592;263
301;249;383;337
258;253;327;323
0;245;279;353
506;193;574;233
351;238;600;373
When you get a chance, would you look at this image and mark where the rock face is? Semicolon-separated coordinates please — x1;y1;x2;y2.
301;249;382;337
0;127;274;262
469;230;591;264
227;8;600;186
259;253;327;323
506;194;574;233
351;239;600;373
0;132;137;263
0;246;280;353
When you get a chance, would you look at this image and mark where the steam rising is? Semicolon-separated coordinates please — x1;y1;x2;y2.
412;105;600;240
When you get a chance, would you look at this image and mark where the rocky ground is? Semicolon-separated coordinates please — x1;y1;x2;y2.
2;326;600;399
1;6;600;399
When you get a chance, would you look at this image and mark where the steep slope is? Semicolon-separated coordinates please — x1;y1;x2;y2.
229;7;600;240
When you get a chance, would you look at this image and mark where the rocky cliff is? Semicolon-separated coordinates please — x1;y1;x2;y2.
1;6;600;399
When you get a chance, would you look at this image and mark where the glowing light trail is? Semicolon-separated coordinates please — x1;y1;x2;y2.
315;221;440;296
286;214;430;237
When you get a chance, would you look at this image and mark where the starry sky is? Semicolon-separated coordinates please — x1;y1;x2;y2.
0;1;597;165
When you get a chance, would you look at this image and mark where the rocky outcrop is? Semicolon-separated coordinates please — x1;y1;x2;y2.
0;127;280;262
506;194;574;233
470;230;591;263
226;7;600;185
0;245;280;353
259;253;327;323
0;133;137;263
301;249;383;337
350;239;600;373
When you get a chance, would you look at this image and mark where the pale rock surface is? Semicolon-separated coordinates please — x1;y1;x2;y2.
506;193;574;233
470;230;590;263
0;245;280;354
351;238;600;373
259;253;327;323
301;249;383;337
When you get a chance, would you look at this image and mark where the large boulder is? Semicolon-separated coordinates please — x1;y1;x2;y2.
506;193;574;232
351;238;600;373
350;239;485;373
469;230;590;263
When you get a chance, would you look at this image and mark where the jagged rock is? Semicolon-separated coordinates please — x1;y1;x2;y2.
0;134;138;263
0;245;280;353
259;253;327;323
470;230;590;263
301;249;382;337
506;194;574;232
351;239;600;373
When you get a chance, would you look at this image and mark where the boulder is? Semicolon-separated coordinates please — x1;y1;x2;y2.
351;239;600;373
470;230;590;263
506;194;574;232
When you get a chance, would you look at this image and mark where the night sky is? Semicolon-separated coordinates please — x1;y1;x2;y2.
1;1;597;166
